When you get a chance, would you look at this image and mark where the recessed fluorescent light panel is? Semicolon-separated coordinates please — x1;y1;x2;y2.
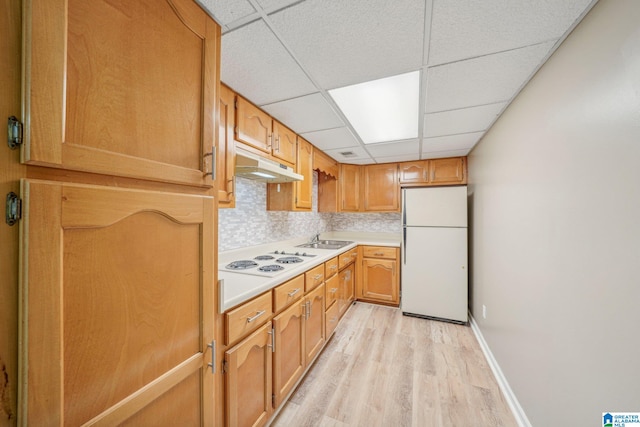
329;71;420;144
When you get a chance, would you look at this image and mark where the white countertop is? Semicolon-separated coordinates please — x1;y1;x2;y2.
218;232;400;312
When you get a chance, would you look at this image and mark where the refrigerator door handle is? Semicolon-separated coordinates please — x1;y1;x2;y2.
403;227;407;265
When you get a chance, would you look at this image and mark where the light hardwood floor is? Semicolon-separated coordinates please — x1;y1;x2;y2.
271;302;517;427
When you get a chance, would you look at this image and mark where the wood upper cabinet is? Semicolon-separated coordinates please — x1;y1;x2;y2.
313;149;339;179
339;164;362;212
19;179;215;425
295;137;314;209
272;121;297;165
272;302;305;408
235;95;273;154
225;322;273;427
304;283;325;365
358;246;400;306
399;158;467;186
363;163;400;212
399;161;429;184
22;0;220;187
266;136;313;211
430;157;467;184
218;83;236;207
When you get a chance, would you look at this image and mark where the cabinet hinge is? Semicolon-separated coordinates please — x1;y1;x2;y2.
7;116;23;150
6;192;22;226
222;359;228;374
234;100;238;109
272;394;276;408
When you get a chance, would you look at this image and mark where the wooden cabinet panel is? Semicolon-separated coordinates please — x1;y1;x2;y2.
272;302;305;408
273;274;304;314
361;259;399;305
318;172;338;212
226;292;273;346
325;274;339;309
23;0;219;186
272;120;297;165
338;264;355;318
431;157;467;184
225;322;273;427
295;137;313;209
304;284;325;365
325;299;340;339
325;257;339;278
362;246;397;259
218;84;236;207
399;161;429;184
364;163;399;212
236;95;272;154
313;149;338;178
305;264;325;292
19;179;214;425
339;164;361;212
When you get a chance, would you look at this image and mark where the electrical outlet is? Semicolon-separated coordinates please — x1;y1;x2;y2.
482;305;487;319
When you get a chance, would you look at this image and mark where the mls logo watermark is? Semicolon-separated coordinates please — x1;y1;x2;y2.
603;412;640;427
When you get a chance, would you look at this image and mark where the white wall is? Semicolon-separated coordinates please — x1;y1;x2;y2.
468;0;640;425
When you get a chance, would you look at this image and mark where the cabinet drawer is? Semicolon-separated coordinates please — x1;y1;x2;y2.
305;264;325;292
325;299;339;338
225;292;273;345
338;250;355;270
325;257;339;278
362;246;397;259
273;275;304;313
325;274;339;308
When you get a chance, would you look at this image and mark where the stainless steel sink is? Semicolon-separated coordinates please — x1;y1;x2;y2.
296;240;353;250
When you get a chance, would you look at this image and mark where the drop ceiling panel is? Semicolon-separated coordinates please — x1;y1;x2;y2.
423;149;471;159
422;132;484;153
374;154;421;163
197;0;256;27
424;102;507;137
221;21;317;105
256;0;301;12
261;93;344;134
300;127;360;151
428;0;594;66
426;41;555;113
324;146;372;162
268;0;426;88
365;140;420;157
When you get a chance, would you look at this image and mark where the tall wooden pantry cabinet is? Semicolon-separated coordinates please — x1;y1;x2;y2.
10;0;221;424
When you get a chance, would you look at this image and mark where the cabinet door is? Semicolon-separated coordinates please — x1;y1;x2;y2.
225;322;273;427
272;302;305;408
22;0;219;187
338;265;355;318
364;163;399;212
19;179;214;425
430;157;467;184
236;95;272;154
218;84;236;207
399;161;429;184
339;164;361;212
304;284;325;365
295;137;313;210
272;121;297;165
361;259;399;305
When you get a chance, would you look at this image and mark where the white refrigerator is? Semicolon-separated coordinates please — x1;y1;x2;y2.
401;186;468;323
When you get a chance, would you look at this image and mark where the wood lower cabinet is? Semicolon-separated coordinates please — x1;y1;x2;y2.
224;322;273;427
23;0;220;187
19;179;215;425
218;84;236;207
272;302;305;407
363;163;399;212
358;246;400;306
338;264;355;318
304;284;326;365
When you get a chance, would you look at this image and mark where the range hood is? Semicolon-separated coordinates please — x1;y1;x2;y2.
235;148;303;183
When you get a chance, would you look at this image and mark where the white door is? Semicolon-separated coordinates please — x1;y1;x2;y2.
401;227;468;322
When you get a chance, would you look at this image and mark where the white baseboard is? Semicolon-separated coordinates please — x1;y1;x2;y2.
468;314;532;427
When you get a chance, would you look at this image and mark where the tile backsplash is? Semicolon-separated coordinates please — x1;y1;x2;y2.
218;172;401;252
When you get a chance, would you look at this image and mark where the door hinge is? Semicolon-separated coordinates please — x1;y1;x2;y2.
7;116;23;150
222;359;228;374
6;192;22;226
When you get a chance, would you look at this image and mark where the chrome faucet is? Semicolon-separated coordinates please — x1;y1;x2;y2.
310;233;320;243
